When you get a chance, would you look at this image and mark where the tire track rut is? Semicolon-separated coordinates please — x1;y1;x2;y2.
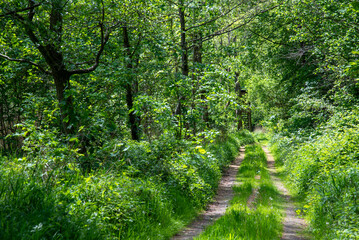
171;147;245;240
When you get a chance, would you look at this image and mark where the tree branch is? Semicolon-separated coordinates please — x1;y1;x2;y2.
188;3;283;48
0;3;41;18
28;0;36;21
186;2;244;31
248;28;289;46
69;0;110;75
0;53;51;74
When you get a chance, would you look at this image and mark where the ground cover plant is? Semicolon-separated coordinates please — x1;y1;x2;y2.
0;130;254;240
270;108;359;239
195;144;283;240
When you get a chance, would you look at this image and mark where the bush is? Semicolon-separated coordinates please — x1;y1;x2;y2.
0;129;253;239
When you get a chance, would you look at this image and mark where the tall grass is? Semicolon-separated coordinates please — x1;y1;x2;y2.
269;109;359;239
0;130;255;240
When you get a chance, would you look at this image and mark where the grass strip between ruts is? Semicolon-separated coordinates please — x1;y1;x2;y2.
195;144;284;240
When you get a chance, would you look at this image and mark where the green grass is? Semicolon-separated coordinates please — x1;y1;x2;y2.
253;131;270;146
269;144;314;240
0;131;256;240
194;144;283;240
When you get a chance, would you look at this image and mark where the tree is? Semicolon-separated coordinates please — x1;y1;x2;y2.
165;0;281;137
0;0;113;134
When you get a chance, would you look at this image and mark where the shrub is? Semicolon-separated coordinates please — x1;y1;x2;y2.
0;128;253;239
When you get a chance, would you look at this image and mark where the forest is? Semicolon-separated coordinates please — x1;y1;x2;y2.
0;0;358;239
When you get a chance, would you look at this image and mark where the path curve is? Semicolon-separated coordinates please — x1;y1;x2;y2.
262;146;308;240
171;147;245;240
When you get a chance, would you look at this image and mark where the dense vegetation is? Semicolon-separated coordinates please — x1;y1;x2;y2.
238;1;359;239
1;0;358;239
0;0;257;239
0;131;255;239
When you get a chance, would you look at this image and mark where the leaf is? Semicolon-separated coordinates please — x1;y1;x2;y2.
63;115;69;123
78;126;85;132
195;146;206;154
69;137;78;143
85;176;92;183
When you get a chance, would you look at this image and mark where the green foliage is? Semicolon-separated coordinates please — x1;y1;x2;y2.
0;1;256;236
270;108;359;239
2;0;358;238
241;3;359;238
0;157;101;240
0;130;252;239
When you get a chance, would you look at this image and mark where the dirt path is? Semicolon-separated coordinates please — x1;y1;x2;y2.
171;147;245;240
262;146;308;240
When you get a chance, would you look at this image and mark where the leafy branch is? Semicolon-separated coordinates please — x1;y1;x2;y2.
0;53;50;74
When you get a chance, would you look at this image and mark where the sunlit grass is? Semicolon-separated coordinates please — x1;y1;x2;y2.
253;131;270;146
0;132;256;240
269;145;310;239
195;144;283;240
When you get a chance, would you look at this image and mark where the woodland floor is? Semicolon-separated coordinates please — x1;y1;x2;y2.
171;146;309;240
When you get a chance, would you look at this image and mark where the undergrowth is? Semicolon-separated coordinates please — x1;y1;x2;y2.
195;144;282;240
270;108;359;239
0;130;255;240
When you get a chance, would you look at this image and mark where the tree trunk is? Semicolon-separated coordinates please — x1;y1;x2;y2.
235;73;242;130
27;0;77;134
53;71;76;134
175;2;189;139
179;2;188;77
123;26;140;141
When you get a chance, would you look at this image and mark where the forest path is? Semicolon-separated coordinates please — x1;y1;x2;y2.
171;147;245;240
262;146;308;240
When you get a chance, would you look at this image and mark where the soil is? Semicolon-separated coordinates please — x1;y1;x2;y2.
262;146;308;240
171;147;245;240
